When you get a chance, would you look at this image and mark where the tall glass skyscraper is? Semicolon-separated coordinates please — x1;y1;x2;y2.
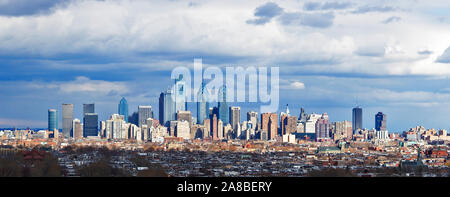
48;109;58;131
375;112;387;131
83;113;98;137
230;106;241;131
118;97;129;123
197;82;209;124
138;106;152;128
352;106;362;133
159;89;176;126
62;104;73;138
174;74;186;116
218;85;229;124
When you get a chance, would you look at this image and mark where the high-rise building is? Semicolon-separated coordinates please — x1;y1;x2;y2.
218;85;229;124
177;110;192;127
375;112;387;131
105;114;126;139
247;111;258;130
174;74;186;115
261;112;278;140
83;113;98;137
128;111;139;126
282;116;297;135
72;118;83;140
229;106;240;137
83;103;95;115
62;104;73;138
197;82;209;124
211;114;219;140
352;106;362;133
138;106;152;128
48;109;58;131
304;113;322;133
159;89;176;126
176;120;190;140
332;121;352;140
315;113;330;141
118;97;129;123
298;107;307;122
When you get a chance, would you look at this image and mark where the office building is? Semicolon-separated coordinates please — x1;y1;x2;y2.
83;113;98;137
247;111;258;130
159;89;176;126
176;120;190;140
138;106;152;128
177;110;192;126
62;104;73;138
48;109;58;131
229;106;240;137
315;113;330;141
218;85;229;124
375;112;387;131
174;74;187;115
197;82;209;124
261;112;278;140
72;118;83;140
352;106;362;133
118;97;129;123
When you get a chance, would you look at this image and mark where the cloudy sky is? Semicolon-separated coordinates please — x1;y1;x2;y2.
2;0;450;132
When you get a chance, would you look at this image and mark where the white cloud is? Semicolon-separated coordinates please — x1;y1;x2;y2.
31;76;129;96
0;0;449;76
290;81;306;89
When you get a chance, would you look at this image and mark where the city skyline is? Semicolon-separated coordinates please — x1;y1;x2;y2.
2;0;450;132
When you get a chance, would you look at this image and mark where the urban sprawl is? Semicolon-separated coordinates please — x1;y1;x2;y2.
1;76;449;177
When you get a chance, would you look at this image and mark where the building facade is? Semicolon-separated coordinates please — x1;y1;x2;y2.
48;109;58;131
62;104;73;138
352;106;362;133
375;112;387;131
138;106;152;128
118;97;129;123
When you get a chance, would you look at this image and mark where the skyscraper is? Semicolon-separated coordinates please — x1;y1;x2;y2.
247;111;258;129
298;107;307;122
174;74;186;115
62;104;73;138
375;112;387;131
261;112;277;140
138;106;152;128
212;114;219;140
218;85;229;124
315;113;330;141
159;88;176;126
118;97;129;123
197;82;209;124
352;106;362;133
177;110;192;127
83;113;98;137
48;109;58;131
229;106;240;137
72;118;83;140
